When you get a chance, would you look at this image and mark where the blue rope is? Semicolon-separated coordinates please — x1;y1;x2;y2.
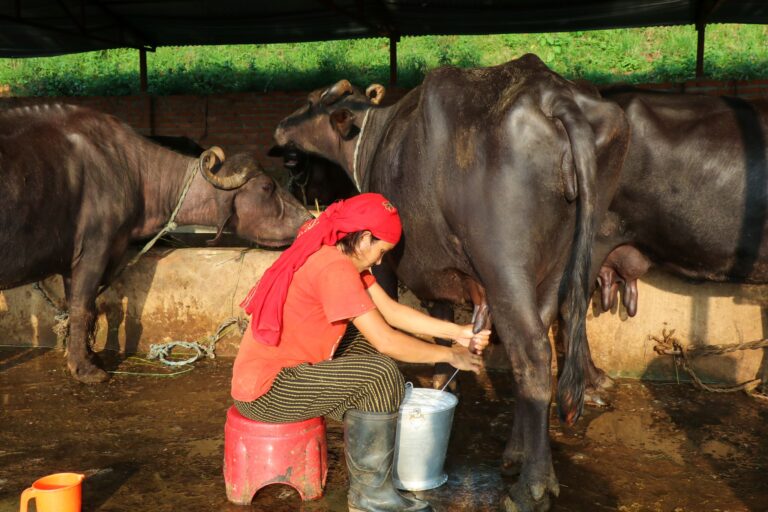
146;317;245;367
147;340;212;367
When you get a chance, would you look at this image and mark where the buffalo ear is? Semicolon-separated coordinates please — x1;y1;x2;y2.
365;84;386;105
330;108;356;139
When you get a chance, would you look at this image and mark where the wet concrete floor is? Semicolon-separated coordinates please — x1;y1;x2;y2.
1;346;767;512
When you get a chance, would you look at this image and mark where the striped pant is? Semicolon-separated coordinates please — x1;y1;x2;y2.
234;326;405;423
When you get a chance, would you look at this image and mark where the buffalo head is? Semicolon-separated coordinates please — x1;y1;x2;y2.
268;143;358;207
195;146;311;246
268;143;307;171
273;80;385;179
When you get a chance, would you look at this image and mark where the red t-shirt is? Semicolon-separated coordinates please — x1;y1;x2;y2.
231;245;377;402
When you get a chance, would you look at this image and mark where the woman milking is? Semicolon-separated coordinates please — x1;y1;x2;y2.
232;193;491;512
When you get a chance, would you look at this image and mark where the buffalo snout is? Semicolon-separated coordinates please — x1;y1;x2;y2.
232;177;310;248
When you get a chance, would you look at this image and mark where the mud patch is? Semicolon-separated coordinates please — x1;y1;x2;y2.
186;438;224;459
1;348;766;512
586;409;687;465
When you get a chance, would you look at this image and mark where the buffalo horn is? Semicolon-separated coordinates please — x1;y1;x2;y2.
321;79;354;105
365;84;386;105
198;146;257;190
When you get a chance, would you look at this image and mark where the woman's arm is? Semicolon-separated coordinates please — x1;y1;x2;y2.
366;282;490;350
366;282;462;338
352;308;483;373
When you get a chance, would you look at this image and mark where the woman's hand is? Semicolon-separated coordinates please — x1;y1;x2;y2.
449;345;484;374
453;324;491;355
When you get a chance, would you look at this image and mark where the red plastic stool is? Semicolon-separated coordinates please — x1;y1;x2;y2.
223;406;328;504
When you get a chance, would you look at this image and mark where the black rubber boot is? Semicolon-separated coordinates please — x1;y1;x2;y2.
344;409;432;512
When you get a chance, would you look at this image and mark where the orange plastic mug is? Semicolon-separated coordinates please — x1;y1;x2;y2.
19;472;84;512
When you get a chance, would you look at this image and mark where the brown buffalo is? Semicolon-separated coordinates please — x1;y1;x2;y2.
0;104;310;383
268;144;357;206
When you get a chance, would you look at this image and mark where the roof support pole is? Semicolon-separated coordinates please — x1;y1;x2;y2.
139;48;148;93
695;0;729;79
695;22;705;78
389;34;399;86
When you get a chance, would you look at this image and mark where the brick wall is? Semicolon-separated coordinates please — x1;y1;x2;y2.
0;78;765;171
636;78;768;98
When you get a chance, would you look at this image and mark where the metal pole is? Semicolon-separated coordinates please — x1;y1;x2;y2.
389;34;399;86
139;48;148;93
696;22;706;79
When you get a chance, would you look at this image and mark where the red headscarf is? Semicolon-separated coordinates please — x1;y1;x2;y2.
240;193;402;346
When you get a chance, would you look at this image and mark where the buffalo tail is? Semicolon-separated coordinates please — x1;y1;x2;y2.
553;100;597;426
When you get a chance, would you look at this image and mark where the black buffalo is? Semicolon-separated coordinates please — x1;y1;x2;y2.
272;55;630;511
0;104;310;383
577;88;768;396
268;144;357;206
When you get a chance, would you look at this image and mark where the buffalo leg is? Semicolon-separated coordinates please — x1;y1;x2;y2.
502;306;558;511
65;249;111;383
484;282;558;512
501;395;526;478
501;273;560;478
426;301;457;392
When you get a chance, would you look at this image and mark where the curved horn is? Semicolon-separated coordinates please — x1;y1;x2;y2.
198;147;258;190
365;84;386;105
209;145;225;161
320;79;354;106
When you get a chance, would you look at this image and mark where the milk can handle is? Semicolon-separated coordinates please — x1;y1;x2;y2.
19;487;36;512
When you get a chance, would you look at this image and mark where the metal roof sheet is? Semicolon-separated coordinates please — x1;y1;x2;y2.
0;1;765;57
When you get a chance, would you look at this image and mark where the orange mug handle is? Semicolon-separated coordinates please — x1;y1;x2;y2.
19;487;36;512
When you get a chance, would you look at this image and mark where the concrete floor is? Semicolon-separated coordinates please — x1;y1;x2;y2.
1;346;767;512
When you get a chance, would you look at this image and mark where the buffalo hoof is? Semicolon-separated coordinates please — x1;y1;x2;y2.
501;459;523;477
593;371;615;390
501;454;523;477
68;359;109;384
584;387;610;408
499;477;558;512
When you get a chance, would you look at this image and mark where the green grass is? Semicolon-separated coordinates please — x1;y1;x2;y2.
0;24;765;96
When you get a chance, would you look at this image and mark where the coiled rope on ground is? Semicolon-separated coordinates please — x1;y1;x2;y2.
147;316;247;367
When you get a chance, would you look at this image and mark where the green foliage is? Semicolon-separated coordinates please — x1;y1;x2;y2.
0;24;765;96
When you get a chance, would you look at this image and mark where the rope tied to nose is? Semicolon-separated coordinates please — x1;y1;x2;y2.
650;328;768;397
